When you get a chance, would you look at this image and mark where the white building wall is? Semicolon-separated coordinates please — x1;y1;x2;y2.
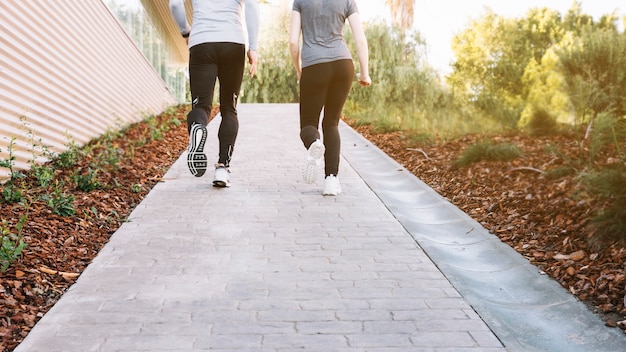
0;0;177;180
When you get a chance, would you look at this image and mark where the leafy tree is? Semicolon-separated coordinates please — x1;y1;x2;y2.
240;6;298;103
556;26;625;124
448;8;565;127
344;22;452;133
519;46;573;133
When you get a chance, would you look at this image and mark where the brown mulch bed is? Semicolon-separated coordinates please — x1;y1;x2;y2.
353;125;626;330
1;105;625;350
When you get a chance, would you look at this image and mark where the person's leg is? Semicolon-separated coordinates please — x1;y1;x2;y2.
186;43;219;177
299;63;332;148
188;44;218;132
299;63;332;184
321;59;354;177
215;43;246;168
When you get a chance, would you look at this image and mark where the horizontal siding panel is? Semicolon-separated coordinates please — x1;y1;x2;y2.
0;0;177;181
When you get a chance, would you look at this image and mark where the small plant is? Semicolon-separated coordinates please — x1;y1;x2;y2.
589;112;626;163
2;183;26;204
524;108;560;136
454;140;522;167
101;124;124;144
168;115;182;127
54;139;83;168
145;115;165;141
31;164;56;188
405;131;435;147
41;186;76;217
130;183;143;193
582;165;626;245
72;168;102;192
1;137;21;178
0;215;28;272
544;166;577;180
1;140;27;204
93;146;123;171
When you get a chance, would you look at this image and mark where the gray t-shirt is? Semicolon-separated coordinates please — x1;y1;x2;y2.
169;0;259;50
293;0;358;68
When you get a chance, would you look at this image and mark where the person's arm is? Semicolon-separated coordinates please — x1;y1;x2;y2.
347;12;371;87
288;11;302;81
169;0;191;38
244;0;260;78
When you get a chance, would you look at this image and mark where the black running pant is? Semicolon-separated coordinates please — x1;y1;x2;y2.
187;42;245;167
299;59;354;176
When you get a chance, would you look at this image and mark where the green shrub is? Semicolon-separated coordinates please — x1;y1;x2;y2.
72;168;102;192
54;140;83;168
455;140;522;167
0;216;28;272
1;183;25;204
41;187;76;217
583;165;626;244
524;108;560;136
31;164;55;188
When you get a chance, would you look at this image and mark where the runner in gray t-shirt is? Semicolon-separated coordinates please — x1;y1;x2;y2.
289;0;371;196
169;0;259;187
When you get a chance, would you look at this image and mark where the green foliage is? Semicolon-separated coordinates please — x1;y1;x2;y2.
344;22;472;137
1;139;27;204
2;183;25;204
556;27;626;124
72;168;102;192
588;112;626;162
520;107;560;136
54;139;83;168
240;8;298;103
31;164;55;188
40;186;76;217
145;115;165;140
519;51;574;129
404;132;435;147
544;165;577;180
93;147;123;172
0;216;28;272
448;3;623;129
454;140;522;167
1;137;18;177
582;165;626;244
449;8;566;127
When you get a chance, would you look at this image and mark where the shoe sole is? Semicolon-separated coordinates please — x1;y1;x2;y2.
303;141;325;184
323;185;341;196
187;124;207;177
323;188;341;196
213;167;231;187
212;180;230;188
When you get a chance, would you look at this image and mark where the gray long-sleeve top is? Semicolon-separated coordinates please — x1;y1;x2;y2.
169;0;259;51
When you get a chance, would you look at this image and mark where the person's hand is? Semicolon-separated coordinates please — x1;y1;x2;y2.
247;50;258;78
356;73;371;87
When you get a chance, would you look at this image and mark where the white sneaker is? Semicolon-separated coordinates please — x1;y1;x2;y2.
213;164;231;187
323;175;341;196
303;139;325;184
187;123;207;177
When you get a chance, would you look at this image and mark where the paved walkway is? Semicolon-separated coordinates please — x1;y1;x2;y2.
15;104;626;351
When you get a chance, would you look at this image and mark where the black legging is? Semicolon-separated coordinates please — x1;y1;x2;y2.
299;59;354;176
187;42;245;167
